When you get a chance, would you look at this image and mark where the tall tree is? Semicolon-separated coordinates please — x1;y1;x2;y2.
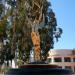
0;0;62;63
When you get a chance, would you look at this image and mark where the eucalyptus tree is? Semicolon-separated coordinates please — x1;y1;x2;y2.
0;0;62;63
0;2;8;64
0;0;16;64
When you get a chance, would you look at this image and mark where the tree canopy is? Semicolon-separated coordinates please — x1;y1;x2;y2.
0;0;62;63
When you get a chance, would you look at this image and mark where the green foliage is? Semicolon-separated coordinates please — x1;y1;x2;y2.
0;4;4;17
6;0;16;6
0;19;7;36
72;50;75;55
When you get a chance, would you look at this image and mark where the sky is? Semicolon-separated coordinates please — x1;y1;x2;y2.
48;0;75;49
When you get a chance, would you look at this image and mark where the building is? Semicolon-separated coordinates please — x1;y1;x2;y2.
47;49;75;73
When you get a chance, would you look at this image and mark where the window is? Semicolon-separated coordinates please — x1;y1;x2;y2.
54;58;62;62
73;58;75;62
65;66;71;70
74;66;75;72
64;57;71;62
47;58;51;62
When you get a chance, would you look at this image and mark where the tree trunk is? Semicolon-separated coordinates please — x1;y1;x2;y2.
31;32;41;61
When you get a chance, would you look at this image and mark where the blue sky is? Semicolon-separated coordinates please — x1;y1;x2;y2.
48;0;75;49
